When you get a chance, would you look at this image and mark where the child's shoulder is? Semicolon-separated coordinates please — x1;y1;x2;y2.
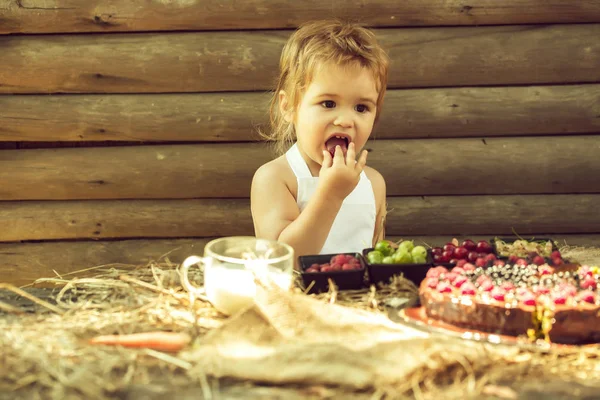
252;154;296;190
364;166;385;189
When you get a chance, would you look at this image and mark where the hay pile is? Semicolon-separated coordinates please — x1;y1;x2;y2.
1;248;600;400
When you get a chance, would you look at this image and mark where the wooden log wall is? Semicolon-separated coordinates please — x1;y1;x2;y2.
1;1;600;285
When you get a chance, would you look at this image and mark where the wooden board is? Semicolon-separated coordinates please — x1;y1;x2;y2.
0;195;598;242
2;234;599;287
2;25;600;93
1;84;599;142
2;136;600;200
1;1;600;34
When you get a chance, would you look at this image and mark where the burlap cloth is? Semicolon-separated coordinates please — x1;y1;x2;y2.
180;281;521;391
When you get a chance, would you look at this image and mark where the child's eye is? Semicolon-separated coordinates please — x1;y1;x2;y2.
321;100;336;108
355;104;369;113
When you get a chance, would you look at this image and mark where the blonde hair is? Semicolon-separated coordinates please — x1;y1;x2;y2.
263;20;390;154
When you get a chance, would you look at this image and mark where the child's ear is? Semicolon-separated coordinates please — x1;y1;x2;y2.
278;90;293;123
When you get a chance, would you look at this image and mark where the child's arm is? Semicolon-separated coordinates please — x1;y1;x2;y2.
367;167;387;245
252;144;367;257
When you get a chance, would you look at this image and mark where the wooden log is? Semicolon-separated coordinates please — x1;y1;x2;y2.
3;234;598;287
1;25;600;94
0;195;598;242
2;136;600;200
1;1;600;34
1;84;599;142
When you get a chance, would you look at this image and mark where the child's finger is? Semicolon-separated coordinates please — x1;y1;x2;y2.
322;150;332;168
333;145;344;164
356;149;368;171
346;142;356;164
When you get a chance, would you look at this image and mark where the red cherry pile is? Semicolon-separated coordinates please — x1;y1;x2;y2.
305;254;362;273
431;239;496;267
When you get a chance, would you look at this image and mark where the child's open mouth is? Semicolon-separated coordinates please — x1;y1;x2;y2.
325;135;349;157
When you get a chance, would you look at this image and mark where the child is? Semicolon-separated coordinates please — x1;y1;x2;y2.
251;20;389;257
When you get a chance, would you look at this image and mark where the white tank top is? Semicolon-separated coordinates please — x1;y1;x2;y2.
285;143;377;255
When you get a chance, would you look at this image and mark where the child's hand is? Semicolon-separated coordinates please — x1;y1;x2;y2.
318;142;368;201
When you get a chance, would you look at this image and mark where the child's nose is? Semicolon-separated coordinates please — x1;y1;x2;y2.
333;113;354;128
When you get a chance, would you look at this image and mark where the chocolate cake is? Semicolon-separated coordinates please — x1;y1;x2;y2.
419;263;600;344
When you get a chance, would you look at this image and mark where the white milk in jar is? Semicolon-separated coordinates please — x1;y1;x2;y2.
180;237;295;316
204;261;293;315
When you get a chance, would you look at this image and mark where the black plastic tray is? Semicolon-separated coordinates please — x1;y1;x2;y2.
490;237;558;259
363;248;432;286
299;252;366;294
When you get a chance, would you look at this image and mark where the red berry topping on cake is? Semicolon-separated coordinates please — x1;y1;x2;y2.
445;272;458;282
493;259;506;267
581;275;597;290
577;290;596;304
558;283;578;297
451;267;465;275
461;282;476;295
435;266;449;275
535;285;550;295
427;277;439;288
480;280;494;292
516;258;528;266
491;287;505;301
518;289;536;305
539;266;552;276
452;275;468;288
455;259;468;268
579;265;593;277
463;263;476;272
475;258;487;268
501;281;515;291
426;268;440;278
552;293;567;305
436;282;452;293
476;274;491;285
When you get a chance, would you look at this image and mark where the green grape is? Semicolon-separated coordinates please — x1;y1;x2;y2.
382;256;395;264
375;241;393;256
398;240;414;253
393;249;413;264
367;250;384;264
411;245;427;261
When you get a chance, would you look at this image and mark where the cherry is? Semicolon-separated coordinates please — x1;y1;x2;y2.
516;258;528;266
493;259;506;267
484;253;497;263
551;250;561;259
443;244;457;253
461;239;477;251
508;255;519;263
441;250;454;262
532;255;545;266
467;251;478;262
552;257;563;266
431;247;443;256
454;247;469;259
476;241;492;253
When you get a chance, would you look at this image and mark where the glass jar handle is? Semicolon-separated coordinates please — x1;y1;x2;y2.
180;255;207;297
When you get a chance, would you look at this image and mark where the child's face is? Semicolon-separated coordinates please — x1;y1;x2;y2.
291;63;379;170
